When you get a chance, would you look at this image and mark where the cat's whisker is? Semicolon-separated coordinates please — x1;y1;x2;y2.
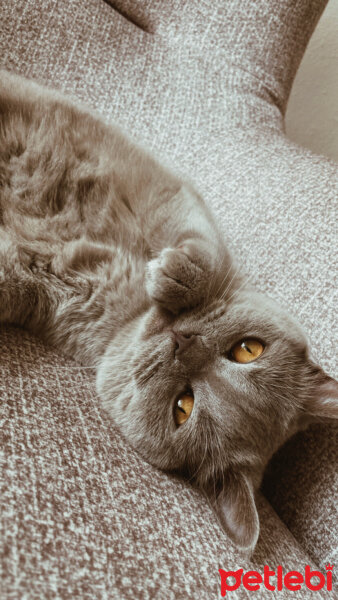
138;347;163;368
61;406;102;419
138;350;163;370
136;357;164;385
223;274;253;305
73;408;100;417
219;262;244;302
213;261;238;301
209;261;233;302
220;262;242;296
211;428;219;502
213;424;224;487
199;261;230;311
186;427;210;484
42;365;97;370
296;287;335;319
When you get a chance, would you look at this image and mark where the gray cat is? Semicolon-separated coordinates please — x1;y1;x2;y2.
1;71;337;552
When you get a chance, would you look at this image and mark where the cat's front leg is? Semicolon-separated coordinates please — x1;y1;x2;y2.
0;234;90;333
0;233;59;328
143;184;234;313
145;237;232;313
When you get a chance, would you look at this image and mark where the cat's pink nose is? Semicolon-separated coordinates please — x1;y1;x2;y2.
172;330;196;357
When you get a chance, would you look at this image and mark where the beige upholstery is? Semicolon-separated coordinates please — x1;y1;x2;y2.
0;1;336;597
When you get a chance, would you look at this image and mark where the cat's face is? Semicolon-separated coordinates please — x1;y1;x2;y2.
97;290;338;551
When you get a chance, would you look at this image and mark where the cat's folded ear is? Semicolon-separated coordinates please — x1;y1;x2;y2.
213;471;259;553
305;362;338;421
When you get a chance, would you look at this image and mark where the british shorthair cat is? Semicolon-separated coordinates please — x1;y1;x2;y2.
1;71;337;551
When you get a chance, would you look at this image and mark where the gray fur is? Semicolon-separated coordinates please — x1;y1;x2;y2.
1;71;337;552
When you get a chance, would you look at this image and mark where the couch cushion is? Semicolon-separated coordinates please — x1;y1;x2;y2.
0;0;336;574
263;423;338;573
108;0;327;111
0;326;328;599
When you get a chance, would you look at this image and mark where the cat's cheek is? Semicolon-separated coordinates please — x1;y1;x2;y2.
96;343;134;421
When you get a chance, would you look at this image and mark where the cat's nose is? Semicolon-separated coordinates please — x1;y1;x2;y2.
172;330;196;357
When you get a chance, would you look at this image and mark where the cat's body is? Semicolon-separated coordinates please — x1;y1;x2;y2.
1;71;337;552
0;71;231;358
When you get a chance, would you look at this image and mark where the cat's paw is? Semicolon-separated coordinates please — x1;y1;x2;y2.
145;239;214;313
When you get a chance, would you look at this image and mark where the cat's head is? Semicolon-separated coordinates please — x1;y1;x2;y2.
97;289;338;552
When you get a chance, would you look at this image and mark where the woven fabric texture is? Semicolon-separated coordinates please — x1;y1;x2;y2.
1;0;337;597
0;326;328;599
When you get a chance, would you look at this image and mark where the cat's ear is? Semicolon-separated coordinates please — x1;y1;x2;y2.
305;364;338;421
214;471;259;553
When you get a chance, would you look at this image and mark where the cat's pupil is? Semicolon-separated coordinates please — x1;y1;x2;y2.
243;343;252;353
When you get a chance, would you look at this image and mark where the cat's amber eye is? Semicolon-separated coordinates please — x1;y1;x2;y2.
230;339;264;363
174;392;194;426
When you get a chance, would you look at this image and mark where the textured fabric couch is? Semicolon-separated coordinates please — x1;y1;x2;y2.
0;1;337;598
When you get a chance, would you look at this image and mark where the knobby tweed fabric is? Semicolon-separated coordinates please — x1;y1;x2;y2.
0;1;336;598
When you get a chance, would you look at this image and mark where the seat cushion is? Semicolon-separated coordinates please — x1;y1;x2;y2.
263;423;338;572
0;326;328;599
0;0;336;577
